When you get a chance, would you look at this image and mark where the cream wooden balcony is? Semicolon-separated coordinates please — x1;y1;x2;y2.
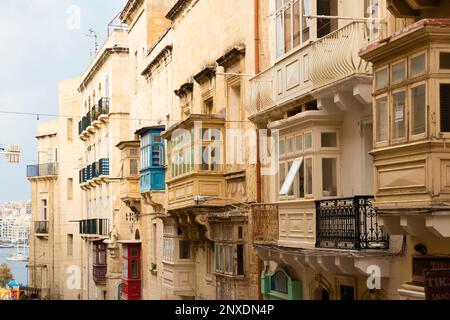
309;22;373;89
246;22;382;120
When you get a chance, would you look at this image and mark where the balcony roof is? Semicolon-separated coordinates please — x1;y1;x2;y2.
162;114;226;139
135;125;166;137
360;19;450;63
166;0;191;21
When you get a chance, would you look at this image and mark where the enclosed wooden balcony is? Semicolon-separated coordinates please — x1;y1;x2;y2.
246;21;382;119
79;219;109;239
162;114;226;211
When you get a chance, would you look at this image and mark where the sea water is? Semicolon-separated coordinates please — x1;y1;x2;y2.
0;248;28;285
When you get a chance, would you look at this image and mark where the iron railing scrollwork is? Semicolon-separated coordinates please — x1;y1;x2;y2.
315;196;389;250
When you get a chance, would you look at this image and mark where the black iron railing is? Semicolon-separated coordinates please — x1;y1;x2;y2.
79;159;109;184
78;98;110;135
315;196;389;250
27;163;58;177
35;221;49;234
79;219;109;236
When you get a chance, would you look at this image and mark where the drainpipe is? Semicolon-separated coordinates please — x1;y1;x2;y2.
253;0;264;301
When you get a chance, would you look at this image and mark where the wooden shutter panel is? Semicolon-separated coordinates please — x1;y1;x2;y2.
440;84;450;132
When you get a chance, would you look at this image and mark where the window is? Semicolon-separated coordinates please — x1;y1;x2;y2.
130;159;138;176
375;68;388;90
411;84;426;135
392;61;406;84
179;240;191;259
317;0;338;38
321;132;337;148
67;178;73;200
214;224;244;276
67;118;73;141
440;84;450;132
411;54;426;77
41;199;48;221
163;239;174;262
375;97;388;142
295;134;303;151
94;242;107;266
392;91;406;140
305;158;313;195
304;132;312;149
203;98;214;115
322;158;337;197
152;223;157;264
67;234;73;256
279;163;286;189
287;137;294;153
276;0;311;57
280;157;303;195
440;52;450;70
271;271;289;294
279;138;285;155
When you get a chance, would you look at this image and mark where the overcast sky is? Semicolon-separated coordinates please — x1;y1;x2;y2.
0;0;127;203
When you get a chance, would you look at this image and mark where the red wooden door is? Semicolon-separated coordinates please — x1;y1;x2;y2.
121;244;142;300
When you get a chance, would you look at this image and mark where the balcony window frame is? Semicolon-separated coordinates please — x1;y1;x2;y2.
214;223;245;277
409;51;427;79
170;129;195;179
391;88;408;143
409;81;427;141
374;94;389;147
275;0;312;59
321;156;339;198
391;59;407;86
439;51;450;72
439;80;450;136
199;127;223;173
320;131;339;149
374;66;389;92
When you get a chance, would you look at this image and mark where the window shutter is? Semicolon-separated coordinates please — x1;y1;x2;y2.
440;84;450;132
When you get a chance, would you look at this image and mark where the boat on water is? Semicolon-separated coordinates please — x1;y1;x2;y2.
0;244;14;248
7;252;28;262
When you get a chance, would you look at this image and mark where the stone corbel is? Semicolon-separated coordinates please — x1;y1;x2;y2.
195;214;213;241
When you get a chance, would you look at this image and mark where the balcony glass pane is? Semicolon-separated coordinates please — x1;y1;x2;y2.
304;132;312;149
440;52;450;70
411;54;426;77
305;158;312;195
276;14;284;57
392;91;406;140
302;0;311;42
321;132;337;148
392;62;406;84
376;97;388;142
411;85;426;135
375;68;388;90
284;7;292;53
322;158;337;197
179;240;191;259
293;1;300;47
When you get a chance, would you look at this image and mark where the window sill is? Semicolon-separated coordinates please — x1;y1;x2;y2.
214;273;245;280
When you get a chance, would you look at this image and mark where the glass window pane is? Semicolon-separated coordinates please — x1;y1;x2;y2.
302;0;311;42
411;85;426;135
305;158;312;195
293;1;300;47
440;52;450;70
321;132;337;148
411;54;426;77
295;135;303;151
376;97;388;142
322;158;337;197
392;62;406;83
440;84;450;132
279;163;286;187
279;138;285;155
276;14;284;57
297;162;305;198
375;68;388;90
287;137;294;153
392;91;406;140
284;6;292;53
304;132;312;149
131;260;138;278
180;240;191;259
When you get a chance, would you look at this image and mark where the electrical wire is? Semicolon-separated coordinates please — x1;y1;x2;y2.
0;110;253;124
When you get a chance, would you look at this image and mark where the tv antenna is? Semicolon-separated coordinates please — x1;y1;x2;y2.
86;29;99;57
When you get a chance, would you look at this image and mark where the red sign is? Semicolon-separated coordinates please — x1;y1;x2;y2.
425;269;450;300
412;256;450;282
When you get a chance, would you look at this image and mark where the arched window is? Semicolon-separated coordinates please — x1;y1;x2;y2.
262;268;302;300
271;270;289;294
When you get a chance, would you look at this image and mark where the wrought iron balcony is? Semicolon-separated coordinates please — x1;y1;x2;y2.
252;204;279;244
315;196;389;250
79;159;109;184
79;219;109;236
27;163;57;178
34;221;49;234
